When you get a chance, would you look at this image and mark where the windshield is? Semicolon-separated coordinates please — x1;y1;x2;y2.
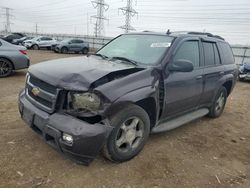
61;38;71;42
97;34;173;65
32;36;41;41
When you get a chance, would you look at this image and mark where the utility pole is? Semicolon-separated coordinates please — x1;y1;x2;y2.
91;0;109;37
86;12;89;36
35;23;38;35
1;7;13;34
119;0;138;33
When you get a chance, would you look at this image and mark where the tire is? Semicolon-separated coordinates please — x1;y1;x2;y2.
103;104;150;162
82;48;89;54
208;87;227;118
61;47;68;54
0;58;13;78
32;44;39;50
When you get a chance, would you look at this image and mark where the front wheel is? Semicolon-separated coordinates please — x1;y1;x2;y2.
0;58;13;78
208;87;227;118
103;104;150;162
32;44;39;50
61;47;68;54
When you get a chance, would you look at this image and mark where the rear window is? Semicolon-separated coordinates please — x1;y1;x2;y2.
218;42;235;64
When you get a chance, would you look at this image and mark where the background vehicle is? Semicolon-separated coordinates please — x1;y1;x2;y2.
238;62;250;81
1;33;26;43
0;39;29;77
54;38;89;54
12;36;34;45
18;32;237;165
23;36;57;50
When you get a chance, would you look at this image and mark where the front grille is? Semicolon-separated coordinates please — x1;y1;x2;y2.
25;74;59;113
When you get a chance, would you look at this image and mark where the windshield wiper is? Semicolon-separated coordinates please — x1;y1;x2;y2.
110;56;138;66
92;53;109;59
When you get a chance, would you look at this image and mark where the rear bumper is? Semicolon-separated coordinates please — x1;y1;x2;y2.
12;56;30;70
18;89;112;165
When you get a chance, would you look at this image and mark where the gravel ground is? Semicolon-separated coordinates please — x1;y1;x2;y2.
0;50;249;188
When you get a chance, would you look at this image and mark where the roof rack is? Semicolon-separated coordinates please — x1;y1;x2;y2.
167;30;224;40
187;32;224;40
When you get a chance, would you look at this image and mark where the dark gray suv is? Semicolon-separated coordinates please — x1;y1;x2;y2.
53;38;89;54
18;31;237;165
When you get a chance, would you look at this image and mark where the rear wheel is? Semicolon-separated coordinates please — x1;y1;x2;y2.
32;44;39;50
82;48;89;54
103;104;150;162
61;47;68;54
208;87;227;118
0;58;13;78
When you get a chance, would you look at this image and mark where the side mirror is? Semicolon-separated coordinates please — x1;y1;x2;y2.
168;59;194;72
37;39;41;42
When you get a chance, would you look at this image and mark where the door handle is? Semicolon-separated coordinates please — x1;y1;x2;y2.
196;75;203;80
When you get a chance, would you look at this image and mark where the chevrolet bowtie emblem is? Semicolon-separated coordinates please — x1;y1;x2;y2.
31;87;40;96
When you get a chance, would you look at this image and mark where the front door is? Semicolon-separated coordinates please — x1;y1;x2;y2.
162;39;203;118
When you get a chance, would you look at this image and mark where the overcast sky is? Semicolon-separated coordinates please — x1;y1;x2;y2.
1;0;250;44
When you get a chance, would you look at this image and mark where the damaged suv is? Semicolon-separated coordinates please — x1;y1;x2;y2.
18;31;237;165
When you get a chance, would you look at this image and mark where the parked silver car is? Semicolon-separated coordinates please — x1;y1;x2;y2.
53;38;89;54
0;39;29;77
23;36;57;50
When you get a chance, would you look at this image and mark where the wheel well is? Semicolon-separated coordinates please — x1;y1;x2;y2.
0;57;15;70
135;97;157;128
223;81;232;96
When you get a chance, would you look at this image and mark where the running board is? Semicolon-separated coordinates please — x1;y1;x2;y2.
152;108;209;133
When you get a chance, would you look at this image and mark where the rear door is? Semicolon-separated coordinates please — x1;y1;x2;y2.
199;40;225;106
163;38;204;118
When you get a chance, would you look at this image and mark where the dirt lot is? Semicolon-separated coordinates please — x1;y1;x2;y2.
0;50;249;188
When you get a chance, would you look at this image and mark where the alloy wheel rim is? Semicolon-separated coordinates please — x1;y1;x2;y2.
0;61;10;76
115;117;144;153
215;92;225;113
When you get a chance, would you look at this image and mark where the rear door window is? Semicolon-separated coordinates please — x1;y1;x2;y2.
173;41;200;67
203;42;215;66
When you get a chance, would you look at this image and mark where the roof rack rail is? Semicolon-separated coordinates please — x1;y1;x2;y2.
168;31;224;40
187;32;224;40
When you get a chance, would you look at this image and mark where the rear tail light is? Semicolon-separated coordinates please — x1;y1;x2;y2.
19;50;27;55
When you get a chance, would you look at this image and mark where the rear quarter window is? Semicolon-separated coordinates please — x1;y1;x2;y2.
218;42;235;64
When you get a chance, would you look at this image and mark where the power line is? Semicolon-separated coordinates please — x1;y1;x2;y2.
91;0;109;37
118;0;138;33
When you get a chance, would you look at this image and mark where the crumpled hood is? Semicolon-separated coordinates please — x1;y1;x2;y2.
28;56;135;91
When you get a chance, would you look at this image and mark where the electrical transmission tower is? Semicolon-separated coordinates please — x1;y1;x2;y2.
1;7;14;34
91;0;109;37
119;0;138;33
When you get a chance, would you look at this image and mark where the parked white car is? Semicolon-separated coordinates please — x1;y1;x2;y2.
23;36;57;50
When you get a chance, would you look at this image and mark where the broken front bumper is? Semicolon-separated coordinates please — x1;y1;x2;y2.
18;90;112;165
